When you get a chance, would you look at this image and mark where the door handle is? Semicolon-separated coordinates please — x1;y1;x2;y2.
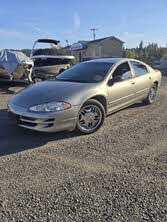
149;76;151;79
131;81;135;85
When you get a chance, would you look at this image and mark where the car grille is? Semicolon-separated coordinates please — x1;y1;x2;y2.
14;114;55;129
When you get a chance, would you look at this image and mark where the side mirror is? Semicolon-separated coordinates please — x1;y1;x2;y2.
108;79;114;86
113;75;124;82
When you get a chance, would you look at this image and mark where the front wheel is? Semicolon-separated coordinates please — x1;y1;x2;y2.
76;99;105;134
143;83;157;105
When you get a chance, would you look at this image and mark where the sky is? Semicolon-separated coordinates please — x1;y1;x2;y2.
0;0;167;49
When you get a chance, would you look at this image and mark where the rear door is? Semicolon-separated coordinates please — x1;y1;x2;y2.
130;61;151;100
107;61;136;113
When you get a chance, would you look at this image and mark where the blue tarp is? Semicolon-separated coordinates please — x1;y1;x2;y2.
0;49;32;75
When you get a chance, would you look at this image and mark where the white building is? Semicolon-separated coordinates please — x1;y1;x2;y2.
68;36;124;62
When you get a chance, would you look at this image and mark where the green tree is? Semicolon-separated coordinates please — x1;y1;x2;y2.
123;41;167;64
139;41;144;51
162;48;167;56
130;50;136;58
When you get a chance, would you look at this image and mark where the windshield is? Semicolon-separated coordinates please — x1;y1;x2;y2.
54;62;113;83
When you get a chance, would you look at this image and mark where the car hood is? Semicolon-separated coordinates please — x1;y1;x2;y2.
9;80;101;108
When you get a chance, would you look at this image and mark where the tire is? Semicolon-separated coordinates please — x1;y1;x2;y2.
59;69;65;74
143;83;157;105
76;99;105;134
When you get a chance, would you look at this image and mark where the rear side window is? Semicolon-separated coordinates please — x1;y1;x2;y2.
131;61;148;77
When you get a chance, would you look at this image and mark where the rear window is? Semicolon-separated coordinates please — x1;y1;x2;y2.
131;61;148;77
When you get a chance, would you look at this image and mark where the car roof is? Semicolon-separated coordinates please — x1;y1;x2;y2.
85;58;130;64
84;58;151;68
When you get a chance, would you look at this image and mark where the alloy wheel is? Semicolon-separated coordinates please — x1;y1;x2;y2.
78;105;102;132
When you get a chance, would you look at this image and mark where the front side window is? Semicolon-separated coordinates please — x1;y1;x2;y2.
112;62;132;81
130;61;148;77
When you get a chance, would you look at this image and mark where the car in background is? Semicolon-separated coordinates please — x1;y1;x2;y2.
30;39;74;80
8;58;162;134
0;50;34;83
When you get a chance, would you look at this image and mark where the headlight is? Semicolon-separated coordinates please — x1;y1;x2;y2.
29;102;71;112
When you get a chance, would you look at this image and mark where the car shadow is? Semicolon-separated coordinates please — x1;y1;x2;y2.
0;108;82;156
0;82;27;95
0;102;145;156
108;102;144;117
126;102;144;109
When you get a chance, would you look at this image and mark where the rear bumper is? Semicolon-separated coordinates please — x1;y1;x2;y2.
8;102;80;132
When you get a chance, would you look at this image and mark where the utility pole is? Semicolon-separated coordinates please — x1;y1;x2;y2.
90;28;98;40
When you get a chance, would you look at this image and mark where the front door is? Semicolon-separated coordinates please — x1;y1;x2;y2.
107;62;136;113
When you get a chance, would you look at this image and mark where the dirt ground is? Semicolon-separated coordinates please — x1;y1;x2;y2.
0;77;167;221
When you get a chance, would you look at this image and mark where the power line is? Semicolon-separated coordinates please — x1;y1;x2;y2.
90;28;98;40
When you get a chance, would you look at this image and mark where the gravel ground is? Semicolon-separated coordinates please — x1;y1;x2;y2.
0;77;167;222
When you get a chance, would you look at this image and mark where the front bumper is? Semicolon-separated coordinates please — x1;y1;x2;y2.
8;102;80;132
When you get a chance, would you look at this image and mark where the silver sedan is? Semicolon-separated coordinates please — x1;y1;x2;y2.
8;58;162;134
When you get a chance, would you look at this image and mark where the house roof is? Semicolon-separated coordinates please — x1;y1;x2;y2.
87;36;124;44
62;36;124;50
78;41;89;44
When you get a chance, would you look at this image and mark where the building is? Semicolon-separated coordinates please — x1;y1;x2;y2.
67;36;124;62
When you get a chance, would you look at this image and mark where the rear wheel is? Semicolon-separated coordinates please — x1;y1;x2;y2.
76;99;105;134
143;83;157;105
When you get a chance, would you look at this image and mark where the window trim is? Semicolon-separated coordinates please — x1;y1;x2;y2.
108;61;134;82
130;61;149;77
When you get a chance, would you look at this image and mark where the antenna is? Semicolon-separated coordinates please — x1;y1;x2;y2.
90;28;98;40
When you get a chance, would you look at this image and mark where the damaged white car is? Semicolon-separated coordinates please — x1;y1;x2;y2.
0;49;34;83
